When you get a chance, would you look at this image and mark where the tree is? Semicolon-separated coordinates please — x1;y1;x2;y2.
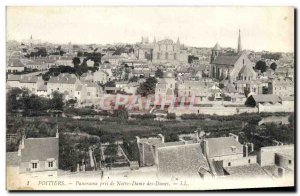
105;81;116;87
155;69;164;78
137;77;157;96
113;107;128;122
129;76;139;82
270;62;277;71
50;91;64;110
288;113;294;126
6;88;23;112
255;60;267;73
243;124;256;141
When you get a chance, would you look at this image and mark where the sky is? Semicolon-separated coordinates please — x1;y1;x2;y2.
6;6;294;52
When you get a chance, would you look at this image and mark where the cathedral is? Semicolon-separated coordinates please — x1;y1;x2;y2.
134;37;188;65
210;29;257;83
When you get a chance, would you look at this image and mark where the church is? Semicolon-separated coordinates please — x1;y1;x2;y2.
134;37;188;65
210;30;257;83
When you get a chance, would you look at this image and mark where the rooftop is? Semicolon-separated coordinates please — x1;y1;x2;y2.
157;143;210;177
21;137;59;162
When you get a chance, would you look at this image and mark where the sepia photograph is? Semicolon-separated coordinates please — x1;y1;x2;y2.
5;6;295;191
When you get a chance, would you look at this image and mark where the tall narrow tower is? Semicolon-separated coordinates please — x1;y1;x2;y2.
237;29;242;53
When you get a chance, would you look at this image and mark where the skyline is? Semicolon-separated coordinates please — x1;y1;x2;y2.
6;7;294;53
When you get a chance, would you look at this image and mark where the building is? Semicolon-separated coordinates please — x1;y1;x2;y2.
93;69;112;84
7;131;59;177
25;59;56;70
245;94;294;113
258;145;294;178
7;59;25;73
135;37;188;65
47;73;86;101
56;55;74;67
152;38;188;65
155;71;176;99
210;30;257;83
136;134;196;167
268;77;294;97
177;80;211;101
156;143;211;179
203;134;244;161
19;75;44;94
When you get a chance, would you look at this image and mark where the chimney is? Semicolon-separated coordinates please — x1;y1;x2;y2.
135;136;140;143
194;130;200;143
243;144;248;157
229;133;239;142
250;143;254;152
203;139;209;157
56;125;59;138
158;134;165;143
18;135;26;156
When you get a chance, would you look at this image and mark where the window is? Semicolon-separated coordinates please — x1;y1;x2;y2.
248;159;251;164
165;52;169;60
57;88;59;90
243;59;245;65
48;161;54;168
32;162;37;169
289;160;292;164
231;146;237;153
228;162;231;166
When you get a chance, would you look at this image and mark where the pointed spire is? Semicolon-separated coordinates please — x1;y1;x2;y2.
176;37;180;45
237;29;242;53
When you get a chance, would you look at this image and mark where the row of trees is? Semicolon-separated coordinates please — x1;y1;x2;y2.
255;60;277;73
7;88;64;113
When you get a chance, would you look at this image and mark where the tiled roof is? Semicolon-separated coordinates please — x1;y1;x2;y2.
7;75;21;81
156;83;167;89
224;83;238;93
239;65;256;76
7;59;25;67
75;85;83;91
205;137;243;158
21;137;59;162
212;43;221;50
20;76;39;83
37;84;47;91
212;54;241;65
7;152;20;166
280;96;294;101
139;137;162;145
157;143;210;177
154;141;185;148
251;94;281;104
48;73;77;84
224;163;270;178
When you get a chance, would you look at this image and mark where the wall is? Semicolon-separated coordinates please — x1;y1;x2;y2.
257;145;294;167
258;102;294;113
223;155;257;167
169;106;258;116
